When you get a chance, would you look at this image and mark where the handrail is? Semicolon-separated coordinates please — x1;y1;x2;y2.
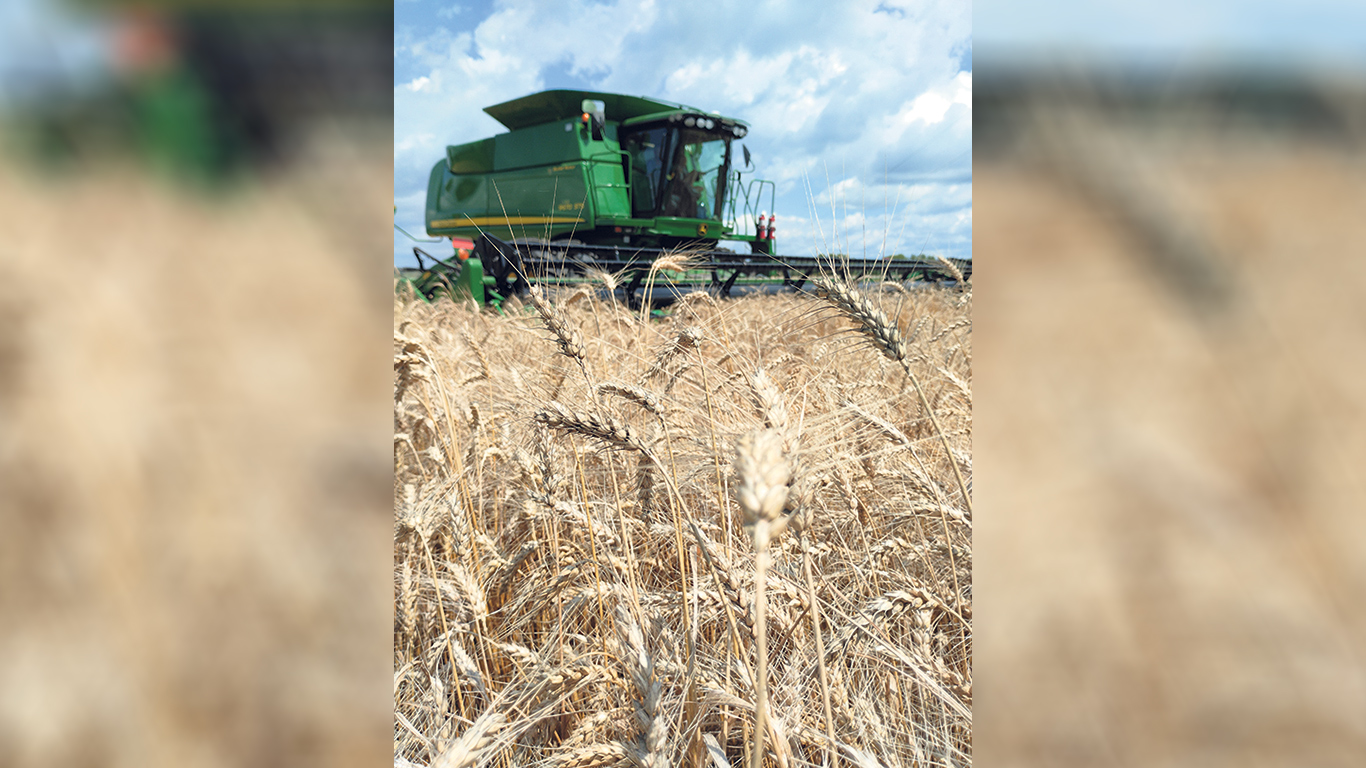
725;173;776;237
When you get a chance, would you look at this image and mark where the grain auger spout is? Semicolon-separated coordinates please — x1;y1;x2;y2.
398;89;969;306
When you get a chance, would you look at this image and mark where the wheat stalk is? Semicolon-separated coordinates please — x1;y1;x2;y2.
734;428;790;768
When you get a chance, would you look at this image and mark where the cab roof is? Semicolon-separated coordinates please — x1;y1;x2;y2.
483;89;747;131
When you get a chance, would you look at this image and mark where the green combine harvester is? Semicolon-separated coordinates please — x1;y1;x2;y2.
400;89;970;305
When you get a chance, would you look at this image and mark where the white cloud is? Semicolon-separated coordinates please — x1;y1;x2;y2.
878;70;972;151
907;91;952;125
396;133;436;153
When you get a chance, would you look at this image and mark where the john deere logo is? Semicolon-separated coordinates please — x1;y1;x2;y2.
697;223;708;236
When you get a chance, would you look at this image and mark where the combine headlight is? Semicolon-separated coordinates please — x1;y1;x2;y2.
684;117;696;127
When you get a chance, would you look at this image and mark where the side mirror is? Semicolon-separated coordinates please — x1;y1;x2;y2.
581;99;606;141
742;144;753;169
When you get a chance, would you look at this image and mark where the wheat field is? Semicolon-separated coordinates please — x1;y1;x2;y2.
0;149;394;767
975;107;1366;765
392;275;973;768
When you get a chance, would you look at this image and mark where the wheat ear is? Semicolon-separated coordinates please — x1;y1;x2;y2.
528;284;589;367
535;402;649;454
618;605;669;767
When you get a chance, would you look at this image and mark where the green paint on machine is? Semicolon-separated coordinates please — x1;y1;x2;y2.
424;89;772;253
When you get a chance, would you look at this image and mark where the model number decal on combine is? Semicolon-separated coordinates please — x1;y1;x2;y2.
557;201;585;212
549;164;575;173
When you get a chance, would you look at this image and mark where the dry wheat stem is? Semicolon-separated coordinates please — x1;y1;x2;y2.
801;531;837;765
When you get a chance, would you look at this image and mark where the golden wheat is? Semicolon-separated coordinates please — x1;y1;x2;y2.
393;277;972;767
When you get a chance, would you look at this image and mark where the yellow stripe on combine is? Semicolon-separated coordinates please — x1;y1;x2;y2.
430;215;584;228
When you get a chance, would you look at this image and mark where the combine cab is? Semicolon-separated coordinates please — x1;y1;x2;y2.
403;89;969;304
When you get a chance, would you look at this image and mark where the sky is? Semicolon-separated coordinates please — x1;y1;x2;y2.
0;0;111;107
8;1;1362;268
393;0;973;267
976;0;1366;69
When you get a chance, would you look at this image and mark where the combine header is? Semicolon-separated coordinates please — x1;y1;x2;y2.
400;89;969;305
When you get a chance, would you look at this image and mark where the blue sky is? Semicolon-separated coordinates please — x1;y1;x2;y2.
393;0;973;266
0;0;110;107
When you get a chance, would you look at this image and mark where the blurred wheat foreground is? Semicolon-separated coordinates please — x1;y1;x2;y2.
393;272;973;767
